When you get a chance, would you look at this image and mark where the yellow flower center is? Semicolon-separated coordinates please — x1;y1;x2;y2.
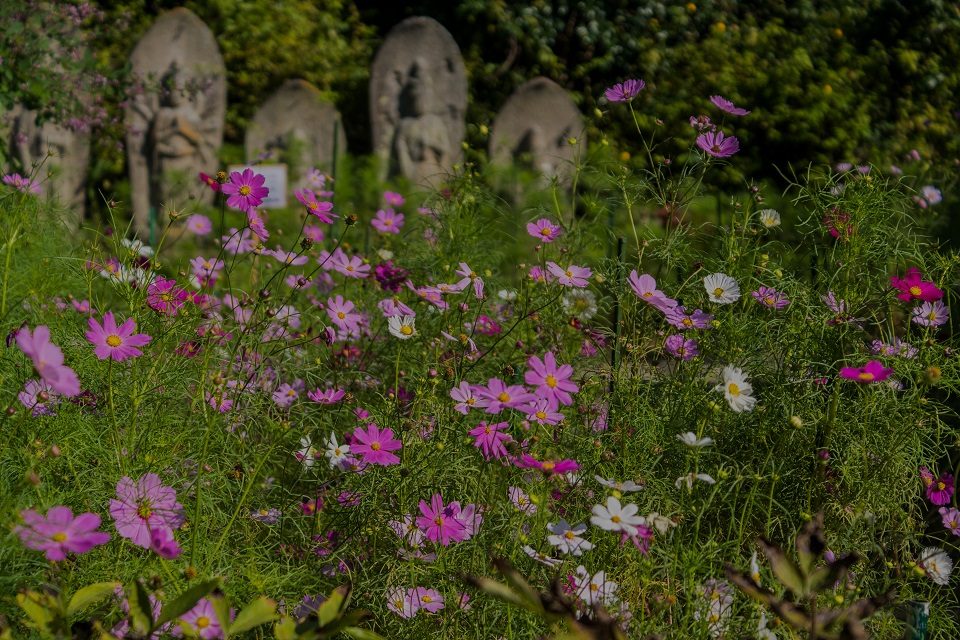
643;291;653;298
239;185;251;196
52;532;67;542
260;509;268;515
309;202;318;210
546;375;557;388
434;516;444;526
467;398;475;405
536;411;547;420
541;228;552;236
682;318;693;327
422;596;432;603
565;270;573;277
371;442;381;451
196;616;210;629
106;335;123;347
384;219;392;225
611;515;621;523
484;426;491;434
564;531;575;540
711;144;721;153
728;383;740;396
590;583;599;592
541;461;555;471
677;347;686;356
400;325;413;335
497;392;510;402
713;287;725;297
136;503;152;519
938;481;946;491
858;372;874;381
910;286;923;296
927;312;937;321
203;262;212;269
337;311;345;319
764;297;774;305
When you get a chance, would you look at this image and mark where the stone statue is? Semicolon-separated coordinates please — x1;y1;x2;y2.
9;107;89;226
126;8;226;239
245;79;346;187
370;17;466;185
489;77;585;181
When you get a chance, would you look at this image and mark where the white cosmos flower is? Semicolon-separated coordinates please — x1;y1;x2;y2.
758;209;781;228
522;545;562;568
562;289;598;320
704;273;741;304
590;497;646;536
546;520;594;556
574;566;619;607
121;237;155;258
919;547;953;585
323;433;351;470
387;315;416;339
645;512;676;535
594;476;643;492
750;550;761;585
298;436;318;469
677;431;714;447
676;472;716;491
757;611;777;640
714;366;756;413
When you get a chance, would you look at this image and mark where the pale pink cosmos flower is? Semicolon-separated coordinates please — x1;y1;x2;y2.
546;262;592;287
327;295;363;333
332;252;371;278
410;587;444;614
247;209;269;242
525;352;579;406
190;256;225;285
351;424;402;466
515;455;580;475
509;487;537;514
386;587;419;619
86;312;152;361
406;281;448;309
72;299;93;314
304;224;325;243
468;421;511;460
272;383;299;407
307;388;345;403
474;378;536;413
18;379;60;416
455;262;484;298
372;208;404;234
526;218;563;242
3;172;41;194
528;265;554;283
666;306;714;330
709;95;751;115
15;325;81;397
628;270;677;311
15;506;110;561
518;397;565;425
384;191;406;206
270;248;309;267
416;494;467;546
378;297;416;317
696;130;740;158
109;474;185;549
450;381;486;414
222;228;254;254
186;214;212;235
176;598;228;639
751;286;790;309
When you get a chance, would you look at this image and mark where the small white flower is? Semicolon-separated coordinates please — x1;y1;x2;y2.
750;550;761;585
574;566;619;607
757;611;777;639
498;289;517;301
594;476;643;492
677;431;714;447
377;248;394;261
562;289;598;320
758;209;781;228
546;520;594;556
323;433;351;470
713;366;756;413
298;436;318;469
676;472;716;491
704;273;741;304
645;512;676;535
387;315;417;339
590;497;646;537
121;238;155;258
919;547;953;585
522;545;561;568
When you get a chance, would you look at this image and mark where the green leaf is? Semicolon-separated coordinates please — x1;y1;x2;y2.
273;617;298;640
228;596;278;635
68;581;122;616
315;584;350;627
16;591;56;632
126;581;154;635
343;627;388;640
209;591;232;639
759;539;808;597
464;575;529;610
154;579;221;630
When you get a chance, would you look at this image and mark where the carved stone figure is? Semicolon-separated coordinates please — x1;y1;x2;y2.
489;77;585;181
370;17;466;185
9;107;90;226
245;79;346;188
126;8;226;238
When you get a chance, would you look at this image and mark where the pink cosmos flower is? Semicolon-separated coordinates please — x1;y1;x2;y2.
518;397;565;425
307;388;345;403
272;383;299;407
823;206;856;240
666;306;714;330
190;256;225;285
109;474;185;549
939;507;960;536
709;95;751;115
332;252;371;278
18;379;60;416
222;168;269;211
525;352;578;406
86;312;152;361
870;338;917;359
912;301;950;327
199;172;220;192
16;325;81;397
372;208;405;234
351;424;402;466
468;421;511;460
206;391;233;412
890;268;943;302
410;587;444;614
186;214;212;234
3;172;41;194
751;286;790;309
416;494;467;546
386;587;420;618
304;224;325;243
295;188;337;223
665;334;699;360
327;295;363;333
696;131;740;158
379;298;416;317
839;360;894;383
628;271;677;311
450;381;486;414
146;277;188;316
514;455;580;475
604;79;645;102
406;281;448;309
177;598;226;639
150;526;182;559
509;486;537;514
270;249;309;267
546;262;592;288
455;262;484;298
384;191;405;206
474;378;536;414
527;218;563;242
247;209;269;242
927;473;955;506
222;228;254;254
72;299;92;314
528;265;554;283
15;506;110;561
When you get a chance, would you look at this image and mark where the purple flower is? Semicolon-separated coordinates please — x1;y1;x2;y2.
870;338;917;359
912;301;950;327
15;507;110;561
416;494;467;546
149;526;182;559
222;168;269;212
16;325;81;397
374;261;409;293
473;378;536;414
351;424;402;466
709;95;751;115
839;361;894;383
696;131;740;158
3;173;41;194
18;379;60;416
666;306;714;330
410;587;444;613
751;286;790;309
524;352;578;406
665;335;699;360
526;218;562;242
628;271;677;312
177;598;228;639
307;388;345;404
940;507;960;536
86;312;153;361
109;474;185;549
146;277;188;316
927;473;955;506
371;208;404;234
295;189;337;223
604;79;645;102
384;191;405;206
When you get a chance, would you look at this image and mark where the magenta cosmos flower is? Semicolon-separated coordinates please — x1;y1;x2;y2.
372;208;404;234
474;378;536;414
351;424;402;466
16;325;81;397
222;168;269;211
839;360;893;383
709;95;751;115
198;172;220;192
416;494;467;546
410;587;444;614
525;352;579;406
526;218;562;243
665;334;699;361
468;421;511;460
86;312;152;361
751;286;790;309
384;191;405;206
666;306;714;330
186;214;212;235
628;271;677;311
15;506;110;561
307;388;345;403
294;188;337;223
109;474;185;549
546;262;592;288
177;598;226;639
926;471;955;506
696;131;740;158
890;268;943;303
514;455;580;475
146;277;189;316
604;79;645;102
3;173;41;194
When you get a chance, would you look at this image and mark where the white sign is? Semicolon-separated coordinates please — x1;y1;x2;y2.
229;164;288;209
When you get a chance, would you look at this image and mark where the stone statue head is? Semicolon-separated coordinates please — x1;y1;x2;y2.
398;57;433;119
159;61;186;107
